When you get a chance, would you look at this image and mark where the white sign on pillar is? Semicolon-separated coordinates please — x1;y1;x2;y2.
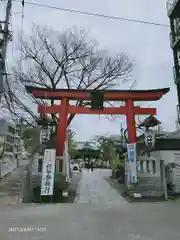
40;127;50;145
127;143;137;183
144;130;156;151
40;149;56;196
63;139;71;183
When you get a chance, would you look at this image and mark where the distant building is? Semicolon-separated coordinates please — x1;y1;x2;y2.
75;141;99;150
0;119;21;154
0;118;28;160
0;119;26;178
73;141;100;161
136;129;180;194
166;0;180;121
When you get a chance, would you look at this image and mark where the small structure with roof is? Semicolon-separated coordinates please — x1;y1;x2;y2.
136;129;180;195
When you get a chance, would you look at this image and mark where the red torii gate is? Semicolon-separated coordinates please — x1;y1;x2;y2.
26;86;169;171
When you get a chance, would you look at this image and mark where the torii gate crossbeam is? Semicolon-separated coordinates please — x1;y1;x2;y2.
26;86;169;172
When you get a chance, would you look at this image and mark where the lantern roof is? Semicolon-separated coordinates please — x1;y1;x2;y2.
139;115;161;128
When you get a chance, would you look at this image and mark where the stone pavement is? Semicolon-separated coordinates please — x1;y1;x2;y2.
0;169;180;240
75;168;126;204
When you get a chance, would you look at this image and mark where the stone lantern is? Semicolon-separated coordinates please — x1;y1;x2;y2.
37;114;54;145
139;115;161;156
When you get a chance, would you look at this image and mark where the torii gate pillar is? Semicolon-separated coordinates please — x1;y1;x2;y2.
126;99;136;143
56;98;69;157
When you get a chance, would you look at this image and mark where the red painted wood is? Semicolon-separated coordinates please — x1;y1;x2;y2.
38;105;60;114
69;105;127;114
126;99;137;143
32;90;165;101
33;87;169;189
38;104;156;115
38;105;128;114
132;106;156;115
56;98;69;171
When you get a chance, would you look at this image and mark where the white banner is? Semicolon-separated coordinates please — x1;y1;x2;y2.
127;143;137;183
63;139;71;183
40;128;50;145
144;130;155;149
40;149;56;196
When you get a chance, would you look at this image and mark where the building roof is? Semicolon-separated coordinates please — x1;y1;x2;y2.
156;130;180;139
137;130;180;141
137;129;180;151
75;141;98;150
139;115;161;128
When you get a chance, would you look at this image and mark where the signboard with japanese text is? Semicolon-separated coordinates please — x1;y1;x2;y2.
40;149;56;196
127;143;137;183
144;130;155;151
40;128;50;145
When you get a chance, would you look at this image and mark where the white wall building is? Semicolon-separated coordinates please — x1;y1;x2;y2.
0;119;27;178
136;130;180;194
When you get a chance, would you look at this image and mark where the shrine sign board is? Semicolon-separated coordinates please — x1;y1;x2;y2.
41;149;56;196
127;143;137;183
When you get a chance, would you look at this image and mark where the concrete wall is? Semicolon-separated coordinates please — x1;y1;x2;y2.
159;150;177;164
138;150;161;176
138;150;180;193
159;150;180;193
138;150;180;170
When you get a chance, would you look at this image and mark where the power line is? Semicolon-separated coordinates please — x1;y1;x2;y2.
13;0;169;28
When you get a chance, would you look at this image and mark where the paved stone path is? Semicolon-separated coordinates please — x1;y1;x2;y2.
76;169;126;204
0;169;180;239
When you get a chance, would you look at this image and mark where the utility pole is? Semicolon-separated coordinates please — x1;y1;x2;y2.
0;0;12;98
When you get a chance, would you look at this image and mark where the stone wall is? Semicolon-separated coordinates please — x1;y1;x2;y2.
126;176;164;198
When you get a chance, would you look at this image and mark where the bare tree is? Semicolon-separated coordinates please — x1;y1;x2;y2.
93;135;117;162
6;24;133;131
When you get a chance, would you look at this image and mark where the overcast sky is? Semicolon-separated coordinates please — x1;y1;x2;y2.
2;0;177;141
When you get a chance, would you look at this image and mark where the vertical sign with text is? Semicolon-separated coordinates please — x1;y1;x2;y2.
40;128;50;145
40;149;56;196
127;143;137;183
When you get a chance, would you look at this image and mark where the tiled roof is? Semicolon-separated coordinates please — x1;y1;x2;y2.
75;141;98;150
164;130;180;139
137;130;180;141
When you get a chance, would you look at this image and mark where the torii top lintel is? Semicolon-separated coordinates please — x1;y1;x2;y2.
25;86;170;101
